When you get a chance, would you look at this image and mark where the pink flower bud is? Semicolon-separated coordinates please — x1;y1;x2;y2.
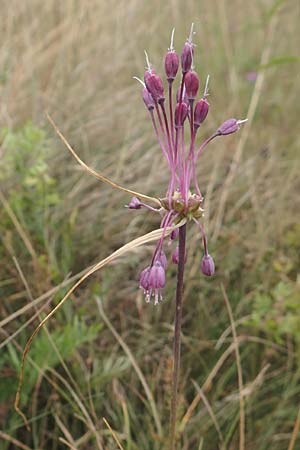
140;261;166;304
172;246;187;265
128;197;142;209
144;71;165;104
201;254;215;277
140;267;151;291
170;228;179;241
184;70;199;100
144;69;154;87
148;261;165;288
174;102;188;128
165;50;179;82
181;41;194;73
194;98;209;128
217;118;248;136
176;86;189;105
157;250;167;270
142;88;155;111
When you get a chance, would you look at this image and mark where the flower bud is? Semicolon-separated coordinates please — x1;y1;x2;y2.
148;261;166;305
181;41;194;73
140;267;150;291
201;254;215;277
217;118;248;136
172;246;187;265
128;197;142;209
176;86;189;105
174;102;188;128
194;98;209;129
184;70;199;100
157;250;167;270
142;88;155;111
144;70;165;104
170;228;179;241
165;50;179;82
148;262;165;289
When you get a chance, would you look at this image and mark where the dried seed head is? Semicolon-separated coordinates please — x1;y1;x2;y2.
174;102;188;128
217;118;248;136
201;254;215;276
184;70;199;100
194;98;209;129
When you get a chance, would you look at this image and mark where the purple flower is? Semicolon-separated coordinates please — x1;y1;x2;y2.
128;197;142;209
201;254;215;277
184;71;200;100
174;102;188;128
142;88;155;111
165;51;179;82
172;246;187;265
165;28;179;82
217;118;248;136
144;65;165;104
132;26;246;303
246;71;257;82
158;250;168;270
140;261;166;305
181;25;195;74
194;98;209;129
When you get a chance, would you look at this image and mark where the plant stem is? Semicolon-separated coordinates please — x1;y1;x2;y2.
170;223;187;450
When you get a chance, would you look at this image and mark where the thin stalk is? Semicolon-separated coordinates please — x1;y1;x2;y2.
170;224;187;450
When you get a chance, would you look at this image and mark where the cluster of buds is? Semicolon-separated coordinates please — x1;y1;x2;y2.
130;25;247;304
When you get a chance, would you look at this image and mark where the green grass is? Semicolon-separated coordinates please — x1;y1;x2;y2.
1;0;300;449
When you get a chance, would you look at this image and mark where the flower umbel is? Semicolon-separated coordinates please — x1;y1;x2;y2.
132;26;247;303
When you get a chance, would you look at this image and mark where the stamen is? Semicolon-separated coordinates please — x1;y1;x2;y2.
237;118;248;125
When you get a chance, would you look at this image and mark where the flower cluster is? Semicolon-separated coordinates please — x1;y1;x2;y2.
130;25;246;304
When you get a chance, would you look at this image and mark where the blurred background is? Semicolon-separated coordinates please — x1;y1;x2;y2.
1;0;300;449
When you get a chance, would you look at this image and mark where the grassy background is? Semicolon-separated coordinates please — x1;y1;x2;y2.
1;0;300;449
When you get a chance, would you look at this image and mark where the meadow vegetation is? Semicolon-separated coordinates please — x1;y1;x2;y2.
1;0;300;449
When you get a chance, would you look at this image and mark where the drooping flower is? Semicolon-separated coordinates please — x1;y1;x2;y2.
140;261;166;305
201;254;215;277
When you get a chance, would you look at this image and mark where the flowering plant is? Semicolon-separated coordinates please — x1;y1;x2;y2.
15;24;246;449
130;26;246;307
